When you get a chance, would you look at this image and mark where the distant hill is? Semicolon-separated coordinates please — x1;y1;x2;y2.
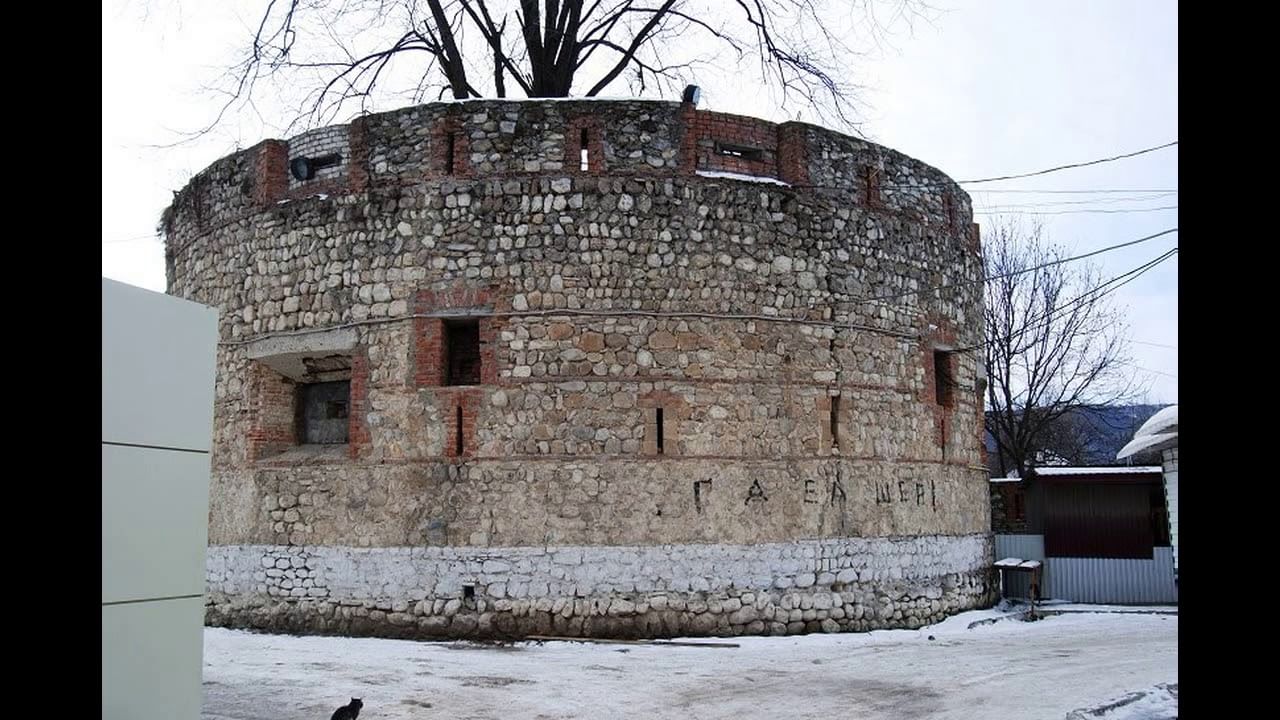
985;404;1170;475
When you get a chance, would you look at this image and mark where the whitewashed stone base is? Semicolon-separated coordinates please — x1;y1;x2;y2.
205;534;996;639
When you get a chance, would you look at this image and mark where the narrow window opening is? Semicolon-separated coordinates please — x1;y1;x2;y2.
580;127;591;171
933;350;954;407
296;380;351;444
445;132;457;174
463;584;475;600
715;142;764;162
444;319;481;386
830;394;840;450
656;407;665;455
455;405;465;456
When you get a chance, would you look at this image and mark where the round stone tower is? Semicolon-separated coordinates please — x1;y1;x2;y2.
164;98;994;640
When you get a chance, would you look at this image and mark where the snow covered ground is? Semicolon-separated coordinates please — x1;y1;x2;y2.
202;606;1176;720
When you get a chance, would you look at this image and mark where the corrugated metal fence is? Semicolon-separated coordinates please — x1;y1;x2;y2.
994;534;1178;605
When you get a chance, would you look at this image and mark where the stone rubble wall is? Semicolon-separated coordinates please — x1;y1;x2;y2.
206;534;995;639
165;98;994;639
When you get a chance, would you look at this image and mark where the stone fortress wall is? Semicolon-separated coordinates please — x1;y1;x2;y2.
164;97;995;639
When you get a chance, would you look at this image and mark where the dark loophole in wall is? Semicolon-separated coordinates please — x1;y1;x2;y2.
830;394;840;450
446;133;458;174
656;407;665;455
933;350;955;407
296;380;351;444
463;584;475;600
455;405;465;456
580;127;591;171
444;319;481;386
715;142;764;162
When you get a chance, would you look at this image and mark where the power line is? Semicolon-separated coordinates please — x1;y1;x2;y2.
1131;339;1177;350
978;248;1177;351
958;141;1178;185
861;227;1178;304
954;247;1178;355
975;205;1178;216
1122;362;1177;379
972;193;1177;208
970;188;1178;195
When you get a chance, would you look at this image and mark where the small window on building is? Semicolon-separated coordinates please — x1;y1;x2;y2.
656;407;665;455
580;127;591;171
1012;489;1025;522
933;350;954;407
715;142;764;162
445;319;481;386
296;380;351;444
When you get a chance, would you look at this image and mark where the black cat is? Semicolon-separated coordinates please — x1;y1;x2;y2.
330;698;363;720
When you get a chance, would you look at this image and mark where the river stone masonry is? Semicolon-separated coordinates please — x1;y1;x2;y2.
165;97;996;640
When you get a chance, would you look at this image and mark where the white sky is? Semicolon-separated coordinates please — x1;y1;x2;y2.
102;0;1177;403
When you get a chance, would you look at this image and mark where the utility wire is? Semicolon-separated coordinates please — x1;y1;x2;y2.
972;193;1177;208
860;228;1177;304
1120;361;1177;379
954;247;1178;355
958;141;1178;185
975;205;1178;216
1131;339;1177;350
970;188;1178;195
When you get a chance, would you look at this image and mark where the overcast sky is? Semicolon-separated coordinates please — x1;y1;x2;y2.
102;0;1177;403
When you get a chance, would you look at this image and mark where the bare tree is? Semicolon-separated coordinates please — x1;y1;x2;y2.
201;0;929;136
982;219;1148;478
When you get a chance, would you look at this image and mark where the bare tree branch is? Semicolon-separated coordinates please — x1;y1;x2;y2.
981;218;1148;479
183;0;931;139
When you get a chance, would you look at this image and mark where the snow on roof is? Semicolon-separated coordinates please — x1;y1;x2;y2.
988;477;1022;483
1116;404;1177;459
1116;431;1178;460
1032;465;1162;476
1133;405;1177;438
695;170;792;187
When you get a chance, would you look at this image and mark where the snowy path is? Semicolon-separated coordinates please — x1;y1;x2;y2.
202;609;1176;719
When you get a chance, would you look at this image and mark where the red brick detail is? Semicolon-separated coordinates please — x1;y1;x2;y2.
347;117;370;193
412;286;496;388
864;165;884;208
479;316;502;385
347;352;371;459
678;103;700;174
976;379;988;466
429;115;471;178
637;390;688;456
682;109;781;177
944;192;957;234
919;320;960;453
413;317;446;388
776;123;810;186
246;361;296;461
439;387;484;459
253;141;289;207
968;222;982;255
565;115;606;174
